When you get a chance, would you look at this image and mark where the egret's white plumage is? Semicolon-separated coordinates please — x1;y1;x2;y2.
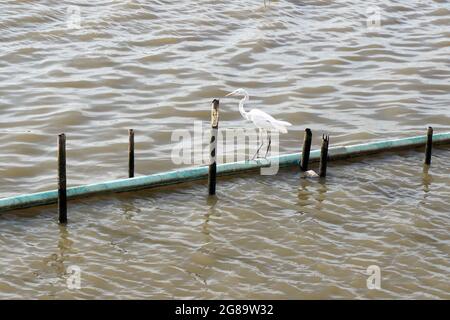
226;88;292;133
226;88;292;158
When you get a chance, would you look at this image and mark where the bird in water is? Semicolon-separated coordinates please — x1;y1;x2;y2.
302;170;320;178
226;88;292;159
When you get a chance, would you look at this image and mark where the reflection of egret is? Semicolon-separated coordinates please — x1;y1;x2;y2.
226;88;292;159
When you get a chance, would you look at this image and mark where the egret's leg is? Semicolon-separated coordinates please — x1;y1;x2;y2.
264;133;271;158
252;135;264;159
252;129;264;160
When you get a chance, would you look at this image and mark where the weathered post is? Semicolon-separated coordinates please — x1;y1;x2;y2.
319;134;329;178
128;129;135;178
58;133;67;224
424;126;433;166
208;99;219;195
300;128;312;171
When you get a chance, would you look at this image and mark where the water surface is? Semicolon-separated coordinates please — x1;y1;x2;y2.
0;0;449;299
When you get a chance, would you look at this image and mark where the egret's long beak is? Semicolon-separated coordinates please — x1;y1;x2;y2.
225;92;234;97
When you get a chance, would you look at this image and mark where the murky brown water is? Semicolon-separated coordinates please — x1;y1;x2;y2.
1;0;449;299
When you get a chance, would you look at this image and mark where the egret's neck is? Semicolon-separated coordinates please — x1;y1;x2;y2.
239;93;249;120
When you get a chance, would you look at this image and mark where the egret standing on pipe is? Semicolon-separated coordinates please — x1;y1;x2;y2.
226;88;292;159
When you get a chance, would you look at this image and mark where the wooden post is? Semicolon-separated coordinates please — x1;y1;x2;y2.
128;129;135;178
300;128;312;171
424;126;433;166
208;99;219;195
319;134;329;178
58;133;67;224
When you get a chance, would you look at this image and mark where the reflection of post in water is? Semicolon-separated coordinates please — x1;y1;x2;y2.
58;224;72;260
203;196;218;236
316;179;328;210
43;224;73;277
182;196;219;293
120;198;141;220
297;178;328;214
422;165;432;196
297;179;313;215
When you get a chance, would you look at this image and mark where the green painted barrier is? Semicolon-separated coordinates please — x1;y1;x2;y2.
1;132;449;213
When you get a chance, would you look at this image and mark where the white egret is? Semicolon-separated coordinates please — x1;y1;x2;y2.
226;88;292;159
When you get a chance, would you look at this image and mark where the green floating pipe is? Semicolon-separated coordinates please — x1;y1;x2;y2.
1;132;449;213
